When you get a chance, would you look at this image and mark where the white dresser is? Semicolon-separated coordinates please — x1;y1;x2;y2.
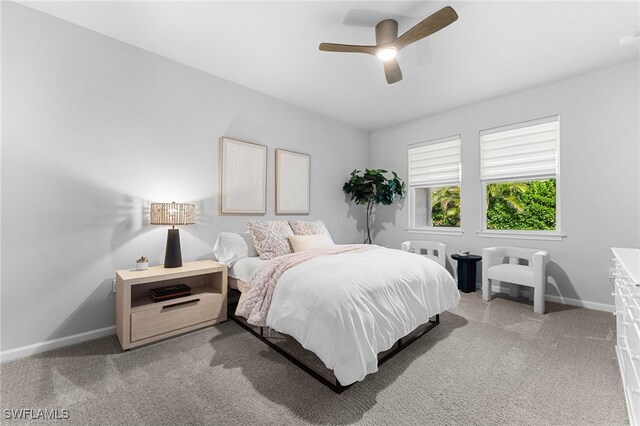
612;247;640;426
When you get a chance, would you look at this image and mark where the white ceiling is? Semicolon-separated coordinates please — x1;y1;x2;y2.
19;1;640;131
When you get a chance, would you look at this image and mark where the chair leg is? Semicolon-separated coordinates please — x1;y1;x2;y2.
509;283;520;298
533;286;545;314
483;277;491;301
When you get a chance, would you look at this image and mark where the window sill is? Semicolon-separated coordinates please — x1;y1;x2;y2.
406;227;464;236
477;230;566;241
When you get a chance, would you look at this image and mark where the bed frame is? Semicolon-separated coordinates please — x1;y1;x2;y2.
227;287;440;393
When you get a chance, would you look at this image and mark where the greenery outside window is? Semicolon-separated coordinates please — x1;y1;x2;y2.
408;136;462;234
486;179;556;230
431;186;461;227
480;116;561;238
413;186;461;227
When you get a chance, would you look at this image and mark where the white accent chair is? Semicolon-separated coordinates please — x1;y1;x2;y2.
482;246;550;314
401;241;446;267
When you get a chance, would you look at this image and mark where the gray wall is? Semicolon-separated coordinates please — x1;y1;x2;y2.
370;60;640;307
1;3;369;351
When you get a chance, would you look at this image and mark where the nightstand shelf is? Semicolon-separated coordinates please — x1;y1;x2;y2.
131;286;218;312
116;260;227;350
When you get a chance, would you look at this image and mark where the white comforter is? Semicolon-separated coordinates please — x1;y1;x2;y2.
265;246;460;385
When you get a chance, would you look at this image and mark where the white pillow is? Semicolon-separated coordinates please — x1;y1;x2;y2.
212;232;258;266
239;232;259;257
288;234;333;253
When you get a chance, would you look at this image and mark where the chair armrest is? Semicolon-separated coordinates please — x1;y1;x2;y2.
531;250;551;275
532;250;550;270
482;247;507;268
531;250;550;285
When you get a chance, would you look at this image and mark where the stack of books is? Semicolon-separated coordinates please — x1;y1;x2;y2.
150;284;191;302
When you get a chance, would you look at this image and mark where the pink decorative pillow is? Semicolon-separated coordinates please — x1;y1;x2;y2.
247;220;294;260
288;220;334;244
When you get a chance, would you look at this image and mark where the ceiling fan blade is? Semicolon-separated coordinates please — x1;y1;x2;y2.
319;42;376;55
393;6;458;50
383;59;403;84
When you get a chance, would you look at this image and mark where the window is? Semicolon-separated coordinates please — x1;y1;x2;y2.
480;116;561;238
408;136;462;233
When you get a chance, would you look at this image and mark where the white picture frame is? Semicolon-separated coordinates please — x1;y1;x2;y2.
276;149;310;215
219;137;267;215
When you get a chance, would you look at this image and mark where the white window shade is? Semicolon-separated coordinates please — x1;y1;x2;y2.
480;119;559;181
409;138;461;187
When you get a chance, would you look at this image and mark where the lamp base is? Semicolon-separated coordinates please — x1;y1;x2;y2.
164;229;183;268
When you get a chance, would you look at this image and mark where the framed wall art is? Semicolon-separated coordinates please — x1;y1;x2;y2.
275;149;310;215
219;137;267;215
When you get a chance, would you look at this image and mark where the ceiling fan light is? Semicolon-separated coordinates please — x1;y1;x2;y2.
376;47;397;61
619;31;640;46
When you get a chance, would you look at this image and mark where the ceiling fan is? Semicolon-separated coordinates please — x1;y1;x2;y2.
319;6;458;84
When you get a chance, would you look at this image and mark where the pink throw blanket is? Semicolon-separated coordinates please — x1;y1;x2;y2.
235;245;375;326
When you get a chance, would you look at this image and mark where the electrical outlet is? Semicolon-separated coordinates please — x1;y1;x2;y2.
112;279;116;294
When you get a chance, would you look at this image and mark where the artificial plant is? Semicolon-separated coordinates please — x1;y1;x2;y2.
343;169;406;244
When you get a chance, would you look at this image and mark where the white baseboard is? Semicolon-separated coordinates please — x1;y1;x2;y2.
0;326;116;363
470;281;615;313
543;293;614;313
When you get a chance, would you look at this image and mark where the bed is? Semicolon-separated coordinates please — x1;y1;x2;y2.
213;230;460;392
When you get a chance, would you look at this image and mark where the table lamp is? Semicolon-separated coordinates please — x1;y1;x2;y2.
150;202;195;268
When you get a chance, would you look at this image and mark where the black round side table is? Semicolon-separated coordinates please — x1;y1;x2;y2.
451;254;482;293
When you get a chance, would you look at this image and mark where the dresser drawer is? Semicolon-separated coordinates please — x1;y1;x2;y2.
626;320;640;360
632;289;640;311
616;286;630;346
621;342;640;425
131;293;223;342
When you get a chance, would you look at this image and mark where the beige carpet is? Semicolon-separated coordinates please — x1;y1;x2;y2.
0;292;627;425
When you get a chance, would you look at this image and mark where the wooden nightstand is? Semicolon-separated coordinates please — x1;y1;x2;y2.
116;260;227;350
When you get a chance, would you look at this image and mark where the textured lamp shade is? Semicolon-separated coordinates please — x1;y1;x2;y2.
150;202;195;268
150;202;195;227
